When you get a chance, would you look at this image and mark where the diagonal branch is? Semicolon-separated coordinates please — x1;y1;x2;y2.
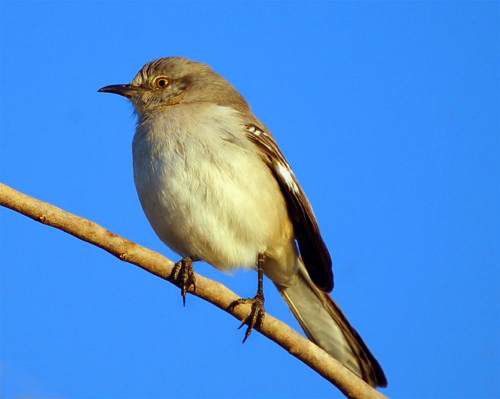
0;182;386;399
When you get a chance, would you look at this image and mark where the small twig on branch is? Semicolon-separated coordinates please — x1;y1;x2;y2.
0;182;387;399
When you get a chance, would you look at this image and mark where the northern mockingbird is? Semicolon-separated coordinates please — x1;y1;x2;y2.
99;57;387;387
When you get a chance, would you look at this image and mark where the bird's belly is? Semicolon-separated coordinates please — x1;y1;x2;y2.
133;138;292;271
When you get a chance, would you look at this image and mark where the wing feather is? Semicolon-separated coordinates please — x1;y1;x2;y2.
245;124;334;292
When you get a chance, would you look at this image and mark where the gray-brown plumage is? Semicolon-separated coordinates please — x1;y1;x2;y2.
99;56;387;388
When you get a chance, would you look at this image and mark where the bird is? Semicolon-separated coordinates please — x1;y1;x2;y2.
99;56;387;387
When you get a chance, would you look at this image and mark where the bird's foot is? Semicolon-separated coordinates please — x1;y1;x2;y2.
170;257;196;306
228;293;265;342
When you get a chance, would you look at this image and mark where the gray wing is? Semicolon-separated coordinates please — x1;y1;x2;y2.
245;123;334;292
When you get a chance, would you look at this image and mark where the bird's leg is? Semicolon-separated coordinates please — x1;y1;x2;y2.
228;253;266;342
170;256;198;306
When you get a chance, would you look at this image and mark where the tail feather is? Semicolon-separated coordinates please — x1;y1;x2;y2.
277;263;387;387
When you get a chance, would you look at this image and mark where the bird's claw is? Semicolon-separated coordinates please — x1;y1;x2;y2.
228;293;265;342
170;257;196;305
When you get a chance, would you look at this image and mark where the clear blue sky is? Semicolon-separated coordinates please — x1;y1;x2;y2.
1;2;498;398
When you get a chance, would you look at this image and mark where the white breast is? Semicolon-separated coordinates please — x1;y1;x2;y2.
132;103;294;271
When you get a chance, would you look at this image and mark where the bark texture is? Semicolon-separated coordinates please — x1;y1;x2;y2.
0;182;387;399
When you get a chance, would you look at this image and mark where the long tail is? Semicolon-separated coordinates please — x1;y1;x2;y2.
277;262;387;387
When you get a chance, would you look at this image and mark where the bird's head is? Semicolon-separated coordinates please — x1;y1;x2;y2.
99;57;248;117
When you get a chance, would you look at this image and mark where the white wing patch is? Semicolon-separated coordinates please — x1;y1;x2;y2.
245;124;264;136
245;123;298;191
276;162;299;192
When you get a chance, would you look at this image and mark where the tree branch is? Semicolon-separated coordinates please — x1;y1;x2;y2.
0;182;386;399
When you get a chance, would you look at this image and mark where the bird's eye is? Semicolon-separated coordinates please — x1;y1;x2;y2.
154;76;169;88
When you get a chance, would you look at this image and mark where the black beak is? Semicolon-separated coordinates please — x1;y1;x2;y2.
98;84;138;98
